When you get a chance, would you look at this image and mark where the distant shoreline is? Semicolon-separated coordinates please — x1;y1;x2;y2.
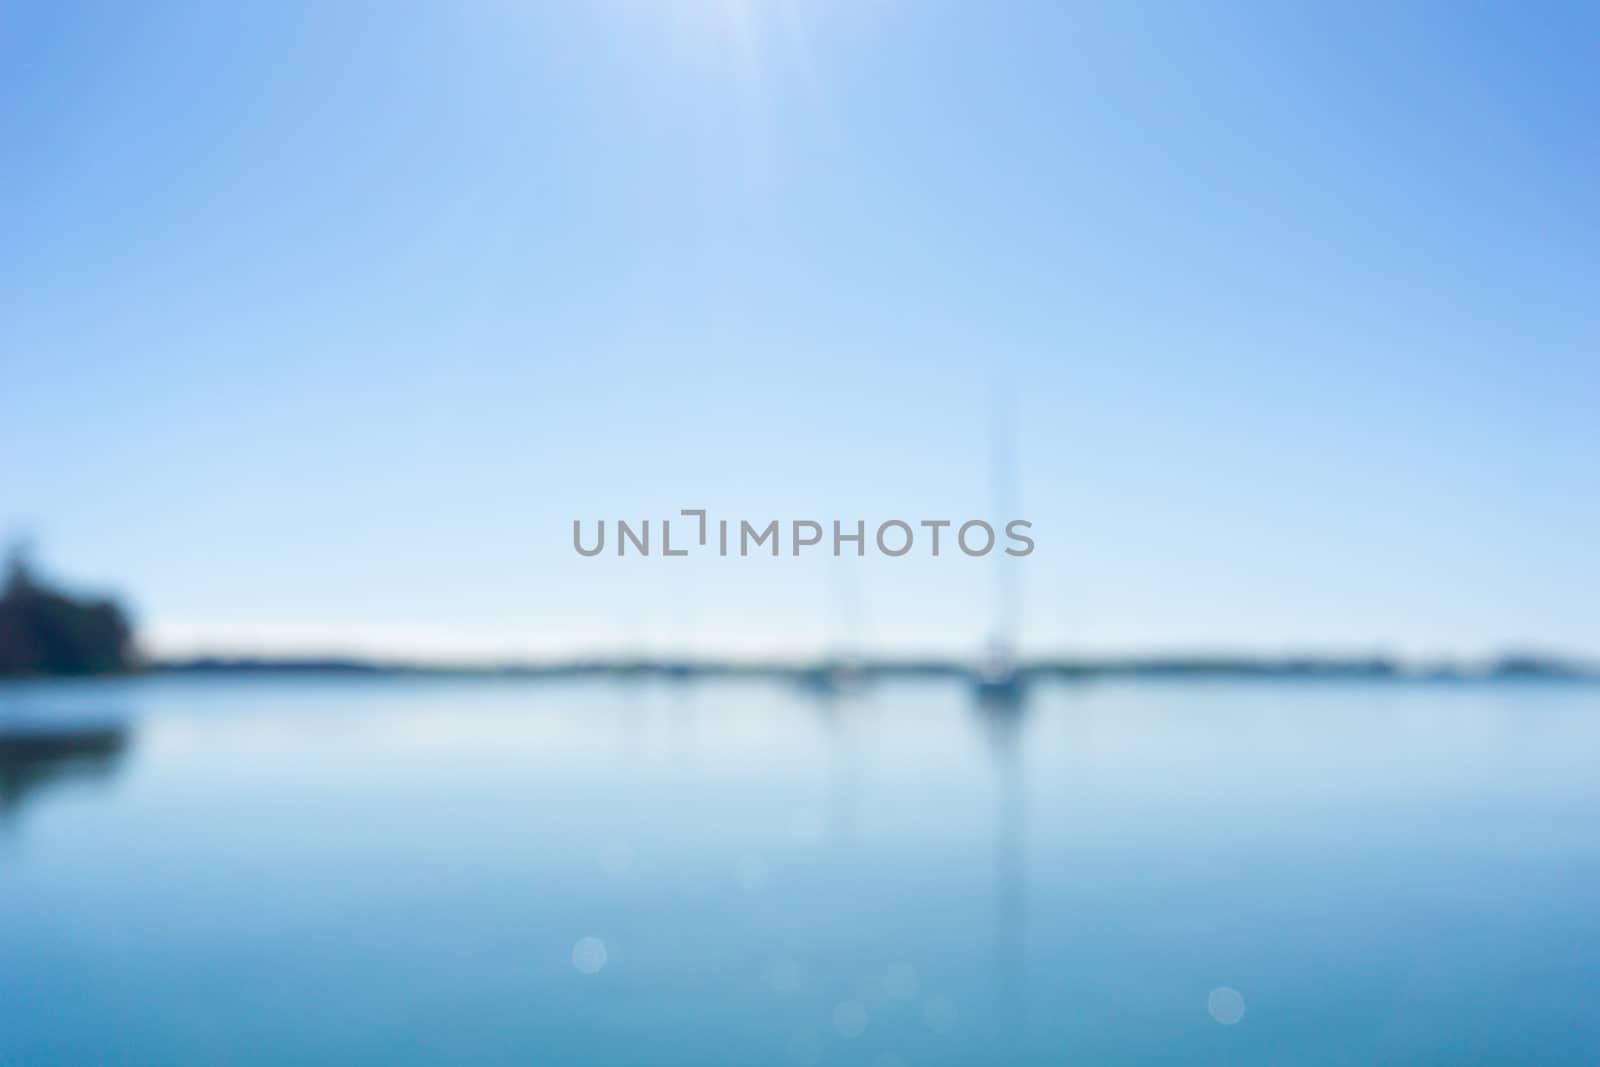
129;653;1598;684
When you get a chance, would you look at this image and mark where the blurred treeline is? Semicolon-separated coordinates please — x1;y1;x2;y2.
0;549;135;677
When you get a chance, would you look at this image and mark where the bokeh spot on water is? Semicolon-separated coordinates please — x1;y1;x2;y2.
571;937;608;975
767;958;804;995
833;999;869;1038
1208;986;1246;1025
883;964;920;1000
922;996;957;1033
786;1026;824;1065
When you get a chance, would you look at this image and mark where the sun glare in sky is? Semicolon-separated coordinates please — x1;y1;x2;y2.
629;0;836;87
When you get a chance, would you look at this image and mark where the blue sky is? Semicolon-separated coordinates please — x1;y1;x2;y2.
3;1;1597;661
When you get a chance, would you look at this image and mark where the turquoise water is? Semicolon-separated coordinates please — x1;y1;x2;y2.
2;675;1598;1065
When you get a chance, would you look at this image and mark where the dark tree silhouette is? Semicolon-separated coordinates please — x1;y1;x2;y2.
0;548;136;677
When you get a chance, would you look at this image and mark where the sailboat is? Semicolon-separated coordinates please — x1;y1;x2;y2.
972;384;1027;707
974;638;1026;705
797;554;866;694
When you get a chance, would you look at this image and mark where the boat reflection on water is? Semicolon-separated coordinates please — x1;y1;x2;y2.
972;673;1030;1030
800;670;866;850
0;716;132;819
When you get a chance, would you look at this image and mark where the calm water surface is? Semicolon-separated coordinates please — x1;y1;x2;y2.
2;676;1598;1064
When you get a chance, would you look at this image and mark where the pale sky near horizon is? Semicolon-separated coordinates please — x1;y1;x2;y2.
4;1;1597;662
